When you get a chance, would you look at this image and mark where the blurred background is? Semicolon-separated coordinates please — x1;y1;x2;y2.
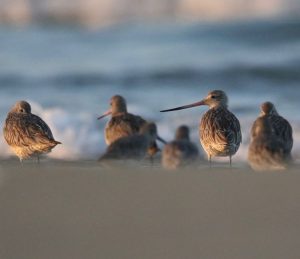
0;0;299;161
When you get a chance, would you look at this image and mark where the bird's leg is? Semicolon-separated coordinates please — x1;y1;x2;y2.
229;155;232;168
208;155;212;168
149;155;154;168
37;155;40;164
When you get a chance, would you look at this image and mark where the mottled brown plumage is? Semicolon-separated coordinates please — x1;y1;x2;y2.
161;90;242;166
248;116;290;171
3;101;61;162
98;95;147;145
162;125;199;170
255;102;293;155
99;122;160;161
200;99;241;161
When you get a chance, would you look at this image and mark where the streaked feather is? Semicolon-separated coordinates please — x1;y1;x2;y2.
200;107;241;157
3;101;61;160
105;113;146;145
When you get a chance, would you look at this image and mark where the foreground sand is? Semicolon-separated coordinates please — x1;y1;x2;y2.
0;159;300;259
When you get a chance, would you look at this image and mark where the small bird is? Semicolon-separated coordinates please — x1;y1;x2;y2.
99;122;165;161
255;102;293;155
98;95;147;145
161;90;242;166
162;125;199;170
248;116;290;171
3;101;61;162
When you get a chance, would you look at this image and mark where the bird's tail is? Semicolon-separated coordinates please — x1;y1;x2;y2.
51;140;62;145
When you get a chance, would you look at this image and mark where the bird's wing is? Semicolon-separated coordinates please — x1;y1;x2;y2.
201;108;242;149
105;113;147;144
270;115;293;149
4;113;55;147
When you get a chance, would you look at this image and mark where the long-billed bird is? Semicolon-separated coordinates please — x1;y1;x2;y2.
162;125;199;170
3;101;61;162
97;95;147;145
160;90;242;166
98;95;163;161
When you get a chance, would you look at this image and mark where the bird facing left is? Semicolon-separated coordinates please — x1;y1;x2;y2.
3;101;61;162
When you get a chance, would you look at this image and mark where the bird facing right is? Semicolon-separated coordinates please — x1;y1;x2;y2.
3;101;61;162
162;125;199;170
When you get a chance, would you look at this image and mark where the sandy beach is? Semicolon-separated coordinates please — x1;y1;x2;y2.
0;160;299;259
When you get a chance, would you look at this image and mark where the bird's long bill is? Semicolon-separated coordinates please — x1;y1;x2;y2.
160;100;205;112
157;135;167;144
97;110;112;120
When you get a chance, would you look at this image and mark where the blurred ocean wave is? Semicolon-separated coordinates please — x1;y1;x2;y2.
1;63;300;88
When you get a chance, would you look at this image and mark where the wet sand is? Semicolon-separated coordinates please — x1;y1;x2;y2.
0;160;300;259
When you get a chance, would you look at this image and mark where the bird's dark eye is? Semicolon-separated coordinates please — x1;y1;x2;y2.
20;109;24;113
211;95;216;99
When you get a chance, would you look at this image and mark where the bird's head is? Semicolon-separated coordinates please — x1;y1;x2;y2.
97;95;127;120
260;102;278;116
11;101;31;114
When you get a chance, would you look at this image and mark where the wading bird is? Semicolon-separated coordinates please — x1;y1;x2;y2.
99;122;166;161
3;101;61;162
98;95;147;145
98;95;163;161
160;90;242;166
256;101;293;156
162;125;199;170
248;116;290;171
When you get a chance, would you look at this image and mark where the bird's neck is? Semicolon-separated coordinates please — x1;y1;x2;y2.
112;111;127;117
210;103;227;109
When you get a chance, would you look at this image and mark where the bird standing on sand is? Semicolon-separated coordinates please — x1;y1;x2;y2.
99;122;165;161
162;125;199;170
254;101;293;155
161;90;242;166
248;116;290;171
3;101;61;162
97;95;147;145
98;95;163;161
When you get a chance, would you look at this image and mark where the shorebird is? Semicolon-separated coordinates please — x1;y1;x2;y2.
97;95;147;145
3;101;61;162
160;90;242;166
98;95;163;160
162;125;199;170
248;116;290;171
99;122;166;161
254;101;293;155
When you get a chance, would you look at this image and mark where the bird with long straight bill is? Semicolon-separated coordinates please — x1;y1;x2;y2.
160;90;242;167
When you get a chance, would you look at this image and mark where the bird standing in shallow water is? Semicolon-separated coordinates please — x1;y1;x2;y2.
255;102;293;156
99;122;165;161
160;90;242;166
248;116;290;171
3;101;61;162
162;125;199;170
